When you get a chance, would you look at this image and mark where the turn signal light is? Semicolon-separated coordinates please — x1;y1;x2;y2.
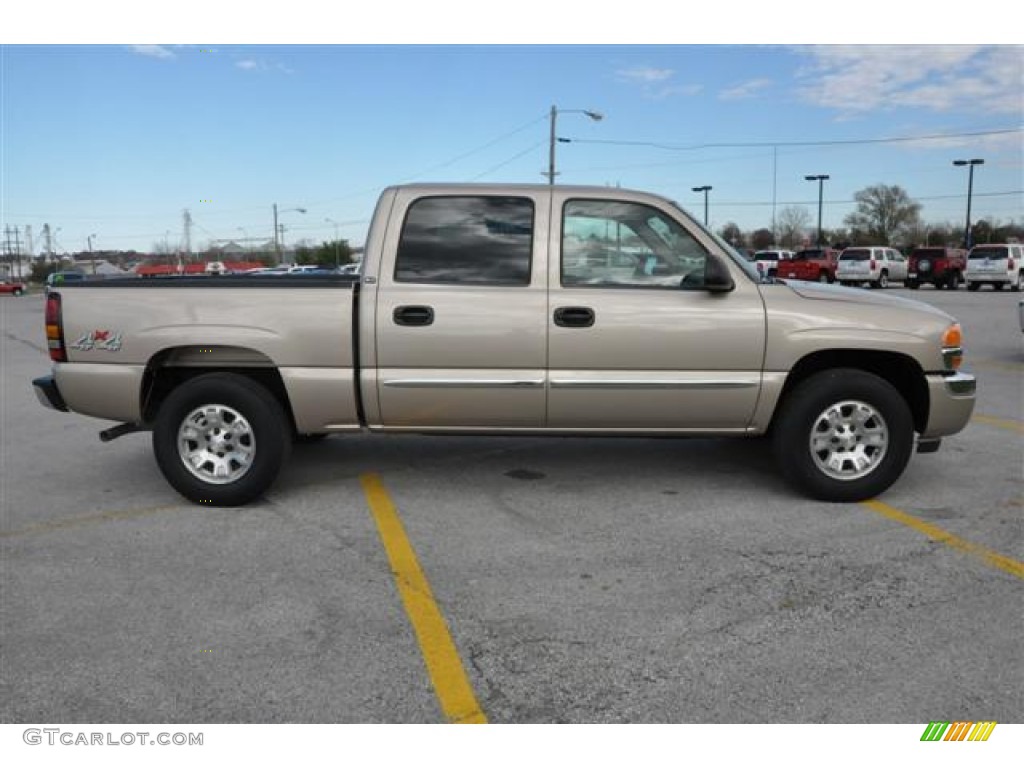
941;323;963;370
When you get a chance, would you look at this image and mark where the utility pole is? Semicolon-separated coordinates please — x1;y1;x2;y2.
183;209;193;262
42;224;54;262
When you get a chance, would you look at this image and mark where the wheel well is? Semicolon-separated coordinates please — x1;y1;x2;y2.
140;348;297;432
775;350;928;434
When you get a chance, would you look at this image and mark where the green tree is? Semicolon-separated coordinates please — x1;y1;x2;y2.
843;184;922;246
313;239;354;267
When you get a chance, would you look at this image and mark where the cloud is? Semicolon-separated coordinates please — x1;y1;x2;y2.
616;66;674;84
719;78;772;101
797;45;1022;117
130;45;175;60
615;65;701;100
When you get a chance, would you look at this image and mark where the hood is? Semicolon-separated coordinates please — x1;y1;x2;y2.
780;279;953;320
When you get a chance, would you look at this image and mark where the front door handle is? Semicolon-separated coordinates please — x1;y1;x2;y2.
393;305;435;327
553;307;595;328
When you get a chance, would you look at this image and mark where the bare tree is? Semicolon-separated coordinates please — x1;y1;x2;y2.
777;206;812;248
843;184;921;245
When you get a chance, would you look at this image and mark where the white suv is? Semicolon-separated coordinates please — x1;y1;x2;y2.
836;247;908;289
965;244;1024;292
752;249;794;278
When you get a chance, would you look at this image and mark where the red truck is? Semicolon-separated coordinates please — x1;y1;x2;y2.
906;247;966;290
780;248;840;283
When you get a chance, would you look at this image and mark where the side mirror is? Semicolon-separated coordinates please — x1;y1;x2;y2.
704;255;735;293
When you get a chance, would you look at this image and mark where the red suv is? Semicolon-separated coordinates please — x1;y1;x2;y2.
0;279;27;296
906;247;966;290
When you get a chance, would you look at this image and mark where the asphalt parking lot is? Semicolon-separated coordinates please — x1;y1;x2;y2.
1;285;1021;724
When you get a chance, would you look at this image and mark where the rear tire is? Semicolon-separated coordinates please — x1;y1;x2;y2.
772;369;914;502
13;287;24;296
967;281;980;292
1013;273;1023;292
906;280;919;290
153;373;291;506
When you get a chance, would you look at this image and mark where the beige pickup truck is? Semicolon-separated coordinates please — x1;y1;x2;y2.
34;184;976;506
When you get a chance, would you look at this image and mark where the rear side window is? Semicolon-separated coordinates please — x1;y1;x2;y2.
969;246;1009;260
395;196;534;285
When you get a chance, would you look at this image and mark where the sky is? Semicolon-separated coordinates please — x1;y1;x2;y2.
2;4;1022;256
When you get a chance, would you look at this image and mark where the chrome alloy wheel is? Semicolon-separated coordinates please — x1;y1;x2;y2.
177;404;255;484
809;400;888;481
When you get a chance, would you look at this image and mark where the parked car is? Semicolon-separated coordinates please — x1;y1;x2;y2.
781;248;840;283
906;247;967;290
0;278;27;296
836;247;909;288
45;271;86;287
751;249;794;279
964;243;1024;292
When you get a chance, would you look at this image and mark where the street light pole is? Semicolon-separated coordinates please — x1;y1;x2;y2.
273;204;307;264
325;218;340;267
692;186;712;226
953;159;984;248
804;174;830;247
87;233;97;275
546;105;603;185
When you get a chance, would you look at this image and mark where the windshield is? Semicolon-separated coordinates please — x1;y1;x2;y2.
969;246;1008;259
840;249;870;261
754;252;780;261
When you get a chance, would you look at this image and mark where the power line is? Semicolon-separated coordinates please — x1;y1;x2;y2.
563;127;1022;152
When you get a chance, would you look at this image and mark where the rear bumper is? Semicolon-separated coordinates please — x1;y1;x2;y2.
33;375;69;412
921;372;976;439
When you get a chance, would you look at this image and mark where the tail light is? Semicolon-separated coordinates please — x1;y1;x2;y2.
45;292;66;362
1009;257;1016;270
869;258;877;271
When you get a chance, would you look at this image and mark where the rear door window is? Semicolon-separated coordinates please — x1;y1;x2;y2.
395;196;534;285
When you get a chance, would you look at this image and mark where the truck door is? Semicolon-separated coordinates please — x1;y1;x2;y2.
547;192;765;430
370;190;549;429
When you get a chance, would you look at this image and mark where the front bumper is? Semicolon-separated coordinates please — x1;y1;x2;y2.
33;374;69;412
921;371;976;439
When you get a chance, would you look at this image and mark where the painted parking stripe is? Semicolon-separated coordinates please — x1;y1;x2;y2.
971;414;1024;434
862;500;1024;580
360;473;487;724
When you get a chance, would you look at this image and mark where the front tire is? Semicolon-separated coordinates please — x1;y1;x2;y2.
772;369;914;502
153;373;291;506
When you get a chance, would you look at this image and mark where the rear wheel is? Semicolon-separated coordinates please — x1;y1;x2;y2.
871;271;889;289
772;369;913;502
1013;273;1023;292
153;373;291;506
906;280;919;290
818;271;830;283
967;281;980;292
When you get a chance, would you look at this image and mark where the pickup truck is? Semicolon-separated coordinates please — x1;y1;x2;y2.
781;247;840;283
34;183;977;506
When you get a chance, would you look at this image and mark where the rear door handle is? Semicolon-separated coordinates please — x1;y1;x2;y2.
393;305;435;327
553;307;595;328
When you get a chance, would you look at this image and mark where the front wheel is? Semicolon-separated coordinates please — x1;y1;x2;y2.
1013;273;1023;292
771;369;913;502
13;287;24;296
153;373;291;506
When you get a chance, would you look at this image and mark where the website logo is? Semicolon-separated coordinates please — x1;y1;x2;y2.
920;721;997;742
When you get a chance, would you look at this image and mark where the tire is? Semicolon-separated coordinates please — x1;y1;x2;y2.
771;369;914;502
13;287;24;296
1013;273;1023;292
947;271;961;290
906;280;919;290
872;270;889;289
817;271;830;284
152;373;291;506
967;281;980;292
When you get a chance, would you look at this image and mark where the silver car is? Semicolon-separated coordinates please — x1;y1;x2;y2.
836;247;909;289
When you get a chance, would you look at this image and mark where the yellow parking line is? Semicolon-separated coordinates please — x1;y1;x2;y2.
861;500;1024;580
971;414;1024;434
360;473;487;724
0;505;178;539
